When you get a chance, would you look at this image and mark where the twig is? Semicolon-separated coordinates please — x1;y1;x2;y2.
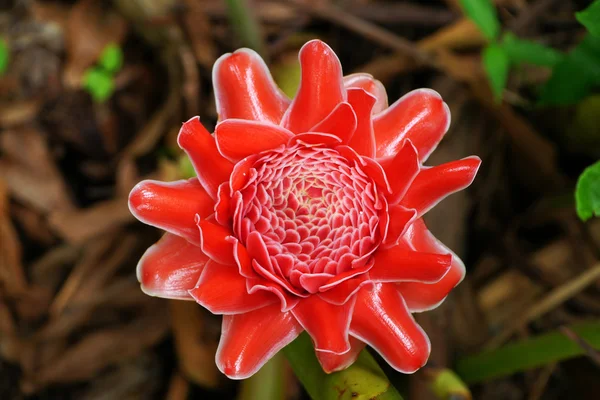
508;0;563;35
486;263;600;349
560;326;600;367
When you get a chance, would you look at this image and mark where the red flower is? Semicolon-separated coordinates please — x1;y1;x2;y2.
129;40;480;379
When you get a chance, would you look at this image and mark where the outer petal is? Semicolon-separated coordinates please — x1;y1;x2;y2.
383;139;420;205
400;156;481;217
189;260;277;314
291;294;356;354
215;119;293;163
216;304;303;379
136;233;208;300
343;73;388;114
397;219;466;312
382;205;417;247
350;283;431;373
129;179;214;245
281;40;345;133
316;336;366;373
347;88;376;158
197;218;236;265
177;117;234;200
373;89;450;161
213;48;290;123
309;102;357;143
370;245;452;283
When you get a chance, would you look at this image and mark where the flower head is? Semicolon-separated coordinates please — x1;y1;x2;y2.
129;40;481;379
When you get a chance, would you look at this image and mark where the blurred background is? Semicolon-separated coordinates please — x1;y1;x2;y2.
1;0;599;399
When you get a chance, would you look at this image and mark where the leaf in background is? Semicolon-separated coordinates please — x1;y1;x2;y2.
482;44;509;101
99;43;124;74
575;160;600;221
272;53;302;98
83;67;115;103
501;32;563;67
0;38;8;75
456;321;600;384
539;34;600;105
576;0;600;37
459;0;500;41
177;154;197;179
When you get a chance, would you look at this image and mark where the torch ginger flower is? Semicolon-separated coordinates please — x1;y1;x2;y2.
129;40;480;379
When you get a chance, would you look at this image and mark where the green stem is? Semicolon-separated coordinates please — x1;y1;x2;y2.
225;0;265;56
283;333;404;400
456;320;600;384
238;352;285;400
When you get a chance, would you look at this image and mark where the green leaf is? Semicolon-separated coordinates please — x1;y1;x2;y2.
0;38;9;75
99;44;123;74
576;160;600;221
283;333;404;400
459;0;500;40
456;321;600;384
482;44;510;101
576;0;600;37
539;34;600;106
83;67;115;103
177;155;197;179
501;32;563;67
428;368;472;400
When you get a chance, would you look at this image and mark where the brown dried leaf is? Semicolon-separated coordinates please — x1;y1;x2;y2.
48;198;133;244
63;0;128;88
170;300;222;388
28;300;169;387
0;128;75;212
181;0;216;69
0;178;27;295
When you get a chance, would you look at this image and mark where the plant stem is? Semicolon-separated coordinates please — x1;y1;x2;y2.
283;333;404;400
237;352;285;400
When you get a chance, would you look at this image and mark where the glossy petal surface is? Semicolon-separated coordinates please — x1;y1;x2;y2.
213;49;289;123
351;283;431;373
216;304;303;379
189;260;277;314
373;89;450;161
178;117;233;199
343;73;388;114
291;294;355;354
316;336;366;373
281;40;345;133
397;219;466;312
137;233;208;300
129;179;214;245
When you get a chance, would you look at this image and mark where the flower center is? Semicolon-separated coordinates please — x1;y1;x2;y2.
232;143;384;295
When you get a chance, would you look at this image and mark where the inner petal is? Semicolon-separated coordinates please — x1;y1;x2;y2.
230;143;386;295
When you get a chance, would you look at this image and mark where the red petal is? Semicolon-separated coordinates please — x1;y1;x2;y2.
350;283;431;373
309;102;357;143
129;179;214;245
290;132;342;147
215;182;232;225
291;295;355;354
137;233;208;300
370;245;452;283
189;260;277;314
383;139;421;205
177;117;234;200
213;49;289;124
318;275;372;305
347;88;376;157
281;40;345;133
215;119;293;163
247;277;302;312
343;73;388;114
397;219;466;312
316;336;365;373
197;218;236;265
382;205;417;247
373;89;450;161
400;156;481;216
216;304;303;379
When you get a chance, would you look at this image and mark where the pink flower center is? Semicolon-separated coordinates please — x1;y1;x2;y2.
231;143;385;295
